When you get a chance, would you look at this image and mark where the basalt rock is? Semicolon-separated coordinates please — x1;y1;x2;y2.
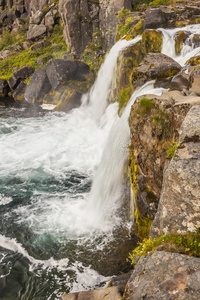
144;8;167;29
0;79;10;97
123;251;200;300
150;105;200;237
8;65;33;90
24;68;52;103
131;52;181;89
129;94;190;239
27;24;47;41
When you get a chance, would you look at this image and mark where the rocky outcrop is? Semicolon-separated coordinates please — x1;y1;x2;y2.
129;94;190;240
131;53;181;89
124;251;200;300
144;8;167;29
150;105;200;237
8;66;33;90
24;58;94;111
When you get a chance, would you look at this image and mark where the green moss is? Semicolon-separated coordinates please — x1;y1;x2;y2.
128;230;200;266
77;11;82;20
117;9;131;21
129;149;152;241
166;141;178;159
137;97;155;115
116;17;133;41
118;86;132;114
149;0;170;7
186;55;200;66
0;28;18;51
0;25;69;80
125;19;144;41
142;29;163;53
175;31;189;55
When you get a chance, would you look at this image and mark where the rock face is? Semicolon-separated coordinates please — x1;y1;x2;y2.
131;53;181;89
189;65;200;95
61;286;122;300
144;8;166;29
124;251;200;300
150;105;200;237
129;94;190;239
8;66;33;90
59;0;99;55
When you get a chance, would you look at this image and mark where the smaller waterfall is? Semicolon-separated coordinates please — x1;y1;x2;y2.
83;36;142;123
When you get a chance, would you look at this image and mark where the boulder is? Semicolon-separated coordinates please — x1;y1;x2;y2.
150;105;200;237
170;66;191;91
44;10;55;27
131;52;181;89
27;24;47;41
8;66;33;90
144;8;167;29
24;68;52;103
174;30;190;55
29;10;44;25
12;81;26;101
186;55;200;66
124;251;200;300
45;59;91;91
0;79;10;97
61;286;122;300
189;65;200;95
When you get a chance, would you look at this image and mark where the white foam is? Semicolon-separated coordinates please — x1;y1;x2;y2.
0;194;12;206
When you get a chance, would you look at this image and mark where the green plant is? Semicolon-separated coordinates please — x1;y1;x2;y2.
166;141;178;159
117;9;131;21
149;0;170;7
128;230;200;266
0;28;17;51
118;87;131;113
137;98;155;115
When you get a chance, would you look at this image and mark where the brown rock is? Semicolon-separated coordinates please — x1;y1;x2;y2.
144;8;167;29
150;105;200;237
61;286;122;300
27;24;47;41
124;251;200;300
189;65;200;95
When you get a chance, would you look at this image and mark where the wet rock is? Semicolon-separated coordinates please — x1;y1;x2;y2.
189;65;200;95
24;68;52;103
144;8;166;29
124;251;200;300
12;81;26;101
61;286;122;300
174;30;190;55
150;105;200;237
170;67;191;91
132;52;181;89
27;24;47;41
0;79;10;97
8;66;33;90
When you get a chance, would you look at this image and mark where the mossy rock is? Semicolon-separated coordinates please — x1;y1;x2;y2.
43;89;61;105
186;55;200;66
142;29;163;53
174;30;190;55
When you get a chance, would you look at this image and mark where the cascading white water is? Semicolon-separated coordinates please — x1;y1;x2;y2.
1;23;200;299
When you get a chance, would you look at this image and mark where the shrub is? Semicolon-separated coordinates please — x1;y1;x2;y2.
166;141;178;159
137;97;155;115
0;28;17;51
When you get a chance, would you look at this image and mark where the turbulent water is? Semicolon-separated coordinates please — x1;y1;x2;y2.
0;25;200;300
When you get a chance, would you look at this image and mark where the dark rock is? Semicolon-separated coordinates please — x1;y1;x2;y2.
0;79;10;97
27;24;47;41
124;251;200;300
132;52;181;89
31;40;46;50
170;67;191;91
45;59;78;90
8;66;33;90
24;68;52;103
13;81;26;101
150;105;200;237
144;8;167;29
